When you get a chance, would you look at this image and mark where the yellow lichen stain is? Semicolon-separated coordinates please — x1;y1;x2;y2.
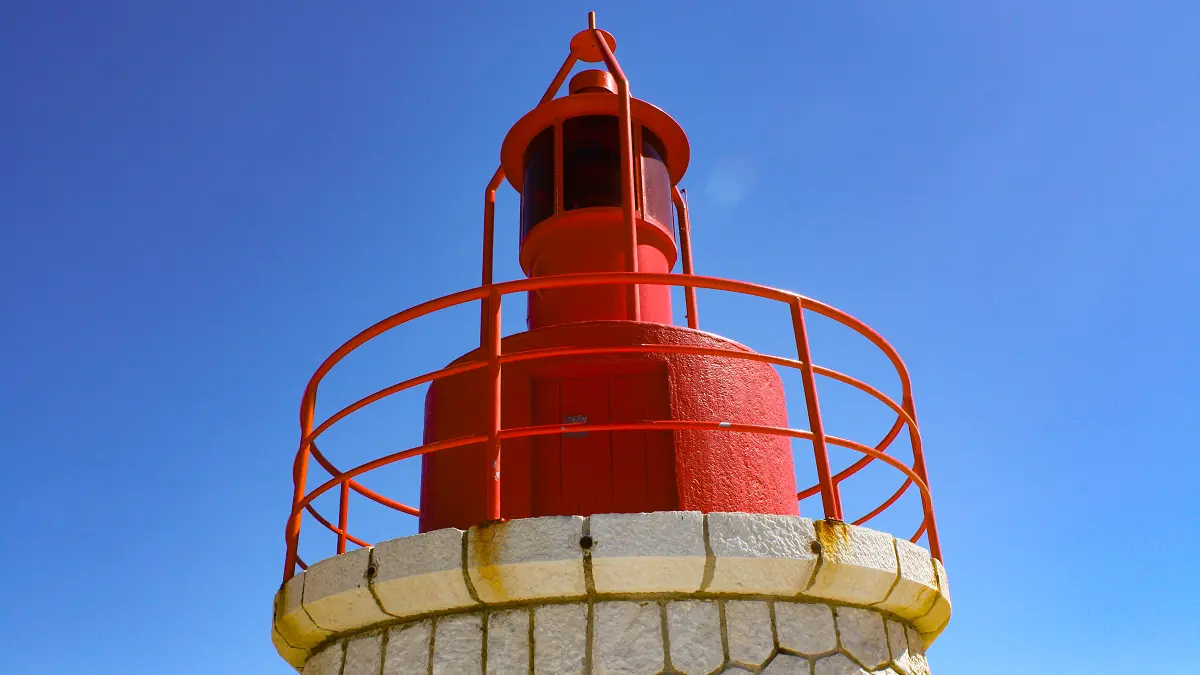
471;521;510;601
814;519;849;559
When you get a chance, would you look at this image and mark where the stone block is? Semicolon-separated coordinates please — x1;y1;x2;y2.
914;558;951;640
345;632;382;674
384;620;431;675
886;619;910;674
593;600;665;675
834;607;888;669
724;600;773;667
813;653;868;675
774;602;836;656
706;513;817;594
487;609;530;675
303;642;343;675
433;613;483;674
762;654;811;674
876;539;938;619
806;521;898;606
666;600;723;675
534;603;587;675
467;516;586;603
589;512;706;593
302;547;391;631
275;572;331;649
373;528;476;618
905;624;931;675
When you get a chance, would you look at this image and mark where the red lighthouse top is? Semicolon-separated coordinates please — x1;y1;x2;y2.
280;13;942;582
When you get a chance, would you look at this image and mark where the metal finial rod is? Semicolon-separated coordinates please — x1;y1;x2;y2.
588;11;596;29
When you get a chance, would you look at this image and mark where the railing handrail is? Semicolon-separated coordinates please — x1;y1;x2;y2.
283;271;940;582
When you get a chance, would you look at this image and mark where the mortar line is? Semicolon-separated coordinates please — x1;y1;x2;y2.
871;538;904;610
336;638;348;675
582;517;596;595
801;539;824;594
427;616;437;675
461;529;484;604
481;608;489;675
378;625;390;675
658;599;673;672
717;599;731;668
584;599;595;675
527;606;535;675
367;548;404;619
698;514;716;591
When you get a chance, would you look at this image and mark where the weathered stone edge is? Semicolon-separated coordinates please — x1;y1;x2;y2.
272;513;950;669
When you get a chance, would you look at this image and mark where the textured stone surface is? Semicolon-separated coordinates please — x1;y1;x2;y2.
707;513;817;594
720;669;754;674
433;613;483;674
887;619;911;674
807;521;898;606
275;572;331;649
303;643;343;675
272;627;307;669
667;600;723;675
384;620;431;675
589;512;706;593
373;528;476;618
762;654;811;674
467;516;586;603
775;602;836;655
813;653;869;675
534;603;587;675
835;607;889;669
905;624;931;675
594;600;665;675
877;539;938;617
303;546;391;631
724;600;774;667
914;558;951;639
345;633;383;674
487;609;530;675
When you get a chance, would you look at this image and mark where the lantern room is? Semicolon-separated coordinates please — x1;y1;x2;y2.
500;32;690;329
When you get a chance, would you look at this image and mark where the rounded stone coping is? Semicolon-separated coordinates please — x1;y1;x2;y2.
272;512;950;669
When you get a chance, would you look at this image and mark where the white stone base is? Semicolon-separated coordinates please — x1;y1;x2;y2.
273;513;949;674
301;599;930;675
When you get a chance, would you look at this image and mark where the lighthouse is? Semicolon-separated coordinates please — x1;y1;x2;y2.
273;13;950;675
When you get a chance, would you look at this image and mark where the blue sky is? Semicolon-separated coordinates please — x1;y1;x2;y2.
2;2;1199;673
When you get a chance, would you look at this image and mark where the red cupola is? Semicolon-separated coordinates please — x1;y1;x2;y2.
417;20;798;532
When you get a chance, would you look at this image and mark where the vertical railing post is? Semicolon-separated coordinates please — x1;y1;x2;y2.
904;396;941;561
790;296;843;521
283;386;317;581
593;27;640;322
336;479;349;555
672;186;699;329
480;167;504;345
484;288;503;521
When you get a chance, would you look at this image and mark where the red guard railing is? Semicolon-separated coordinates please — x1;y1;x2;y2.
282;14;940;581
282;271;942;582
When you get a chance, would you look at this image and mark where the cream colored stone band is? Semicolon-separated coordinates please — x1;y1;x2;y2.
272;512;950;669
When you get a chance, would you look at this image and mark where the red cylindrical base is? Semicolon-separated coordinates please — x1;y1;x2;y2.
520;209;677;328
419;322;798;533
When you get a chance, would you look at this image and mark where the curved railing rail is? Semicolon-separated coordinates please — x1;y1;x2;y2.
283;271;941;582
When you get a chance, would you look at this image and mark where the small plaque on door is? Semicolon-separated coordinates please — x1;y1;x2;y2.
563;414;588;437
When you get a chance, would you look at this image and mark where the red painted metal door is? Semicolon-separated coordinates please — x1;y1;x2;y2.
531;371;675;517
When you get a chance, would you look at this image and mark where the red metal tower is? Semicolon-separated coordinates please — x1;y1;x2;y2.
281;13;941;581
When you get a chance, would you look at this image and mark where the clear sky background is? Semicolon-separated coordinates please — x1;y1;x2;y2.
3;2;1199;674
